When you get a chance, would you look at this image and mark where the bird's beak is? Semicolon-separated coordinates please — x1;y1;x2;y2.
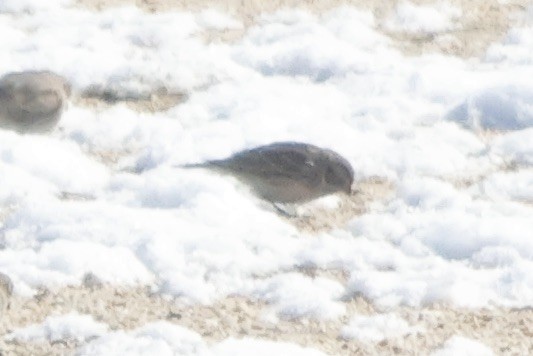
346;184;353;195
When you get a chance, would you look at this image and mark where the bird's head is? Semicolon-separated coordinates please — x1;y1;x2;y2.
323;152;354;195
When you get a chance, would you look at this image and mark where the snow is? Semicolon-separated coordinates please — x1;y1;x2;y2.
490;128;533;165
251;272;345;319
0;0;532;352
385;2;461;34
6;312;108;343
212;338;327;356
447;84;533;130
341;313;419;342
78;321;326;356
477;169;533;202
197;9;243;31
431;336;494;356
0;0;72;14
77;322;208;356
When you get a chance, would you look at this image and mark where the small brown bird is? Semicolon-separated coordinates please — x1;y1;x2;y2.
0;70;71;134
182;142;354;204
0;272;13;318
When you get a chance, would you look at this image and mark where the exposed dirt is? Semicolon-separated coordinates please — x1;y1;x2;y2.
2;1;532;355
75;0;531;58
74;90;187;113
1;285;531;355
287;177;395;233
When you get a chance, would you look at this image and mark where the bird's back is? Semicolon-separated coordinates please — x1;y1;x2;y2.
0;71;70;133
181;142;353;203
209;142;322;182
204;142;327;202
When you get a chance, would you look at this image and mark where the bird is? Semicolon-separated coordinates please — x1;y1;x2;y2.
180;142;354;205
0;272;13;318
0;70;71;134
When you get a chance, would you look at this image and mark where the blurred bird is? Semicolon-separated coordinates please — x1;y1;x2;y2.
0;272;13;318
180;142;354;204
0;70;71;134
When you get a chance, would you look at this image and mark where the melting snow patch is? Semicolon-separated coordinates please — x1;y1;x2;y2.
252;273;345;320
196;9;243;31
212;338;327;356
0;0;72;14
6;312;108;343
431;336;494;356
477;169;533;203
341;313;419;342
385;1;461;34
77;322;207;356
77;322;326;356
490;128;533;165
447;85;533;130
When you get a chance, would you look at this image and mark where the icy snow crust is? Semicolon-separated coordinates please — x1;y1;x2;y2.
340;313;420;342
431;335;495;356
5;312;108;343
77;321;327;356
7;316;327;356
0;2;532;350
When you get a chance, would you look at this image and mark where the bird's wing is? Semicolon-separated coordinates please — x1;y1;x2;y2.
0;81;15;101
0;74;64;119
9;88;62;120
216;144;320;181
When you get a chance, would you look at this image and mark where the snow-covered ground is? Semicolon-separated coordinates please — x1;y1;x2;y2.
1;0;532;354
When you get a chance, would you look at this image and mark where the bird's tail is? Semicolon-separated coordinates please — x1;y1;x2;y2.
175;162;209;169
175;160;226;170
